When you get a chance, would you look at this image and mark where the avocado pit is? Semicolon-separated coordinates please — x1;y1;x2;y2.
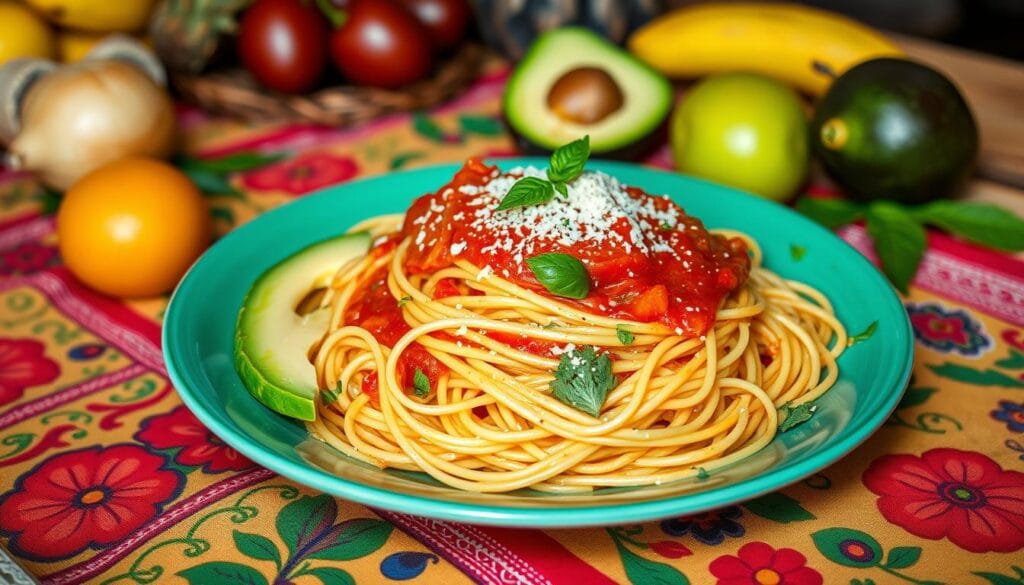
546;66;624;125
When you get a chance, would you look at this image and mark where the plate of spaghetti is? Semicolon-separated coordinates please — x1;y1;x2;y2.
165;143;912;527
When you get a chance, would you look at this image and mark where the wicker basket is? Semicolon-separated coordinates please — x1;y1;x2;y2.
172;43;487;126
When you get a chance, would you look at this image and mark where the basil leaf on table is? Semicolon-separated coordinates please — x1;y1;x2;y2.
496;176;555;211
526;253;591;299
546;135;590;183
915;200;1024;251
865;202;926;294
795;197;864;229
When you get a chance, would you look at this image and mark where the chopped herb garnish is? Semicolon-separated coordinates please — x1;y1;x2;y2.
790;244;806;261
847;321;878;346
496;136;590;211
659;222;672;231
526;252;591;299
551;346;616;417
397;295;413;307
413;368;430;398
320;384;341;405
616;324;634;345
779;402;816;432
697;467;710;480
543;321;560;330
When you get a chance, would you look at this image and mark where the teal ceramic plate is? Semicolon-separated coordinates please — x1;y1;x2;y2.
164;159;913;528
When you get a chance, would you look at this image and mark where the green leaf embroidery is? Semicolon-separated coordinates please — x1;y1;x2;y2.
496;176;555;211
551;346;616;417
995;349;1024;370
308;518;393;561
276;495;335;557
413;368;430;398
458;115;503;136
744;492;815;523
972;568;1024;585
210;206;235;225
232;530;281;568
812;527;883;568
526;252;591;299
397;295;413;307
616;324;635;345
177;562;269;585
848;321;878;346
883;546;921;569
897;387;935;409
697;467;709;480
190;152;284;173
180;163;243;197
412;112;449;143
779;402;816;432
615;540;690;585
389;152;427;170
547;135;590;183
307;567;355;585
865;202;926;293
795;197;864;229
916;200;1024;251
790;244;806;261
928;363;1024;388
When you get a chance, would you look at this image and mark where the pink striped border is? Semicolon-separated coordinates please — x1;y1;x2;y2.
0;363;147;431
40;468;275;585
0;215;53;249
840;224;1024;325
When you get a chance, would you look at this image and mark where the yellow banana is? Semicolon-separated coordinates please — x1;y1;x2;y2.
628;3;903;95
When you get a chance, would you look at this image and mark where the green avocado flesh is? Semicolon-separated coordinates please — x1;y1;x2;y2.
810;58;978;204
504;27;672;154
235;231;371;421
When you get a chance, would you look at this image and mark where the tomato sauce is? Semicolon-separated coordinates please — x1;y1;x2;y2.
345;159;751;399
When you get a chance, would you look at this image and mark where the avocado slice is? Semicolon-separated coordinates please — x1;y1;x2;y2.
504;27;672;156
235;231;371;421
810;58;978;204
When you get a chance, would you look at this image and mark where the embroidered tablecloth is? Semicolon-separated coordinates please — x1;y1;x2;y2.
2;68;1023;585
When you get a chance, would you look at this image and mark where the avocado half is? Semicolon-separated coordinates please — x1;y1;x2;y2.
503;27;672;157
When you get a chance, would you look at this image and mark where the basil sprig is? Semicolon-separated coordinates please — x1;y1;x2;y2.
796;196;1024;293
550;346;616;417
526;252;591;299
496;136;590;211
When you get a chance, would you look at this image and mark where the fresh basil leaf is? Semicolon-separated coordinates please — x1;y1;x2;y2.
397;295;412;307
550;346;616;417
795;197;864;229
413;369;430;398
697;467;710;480
848;321;878;346
616;324;634;345
526;253;591;299
916;200;1024;252
865;202;926;294
779;402;816;432
547;135;590;183
320;385;341;405
553;181;569;198
496;176;555;211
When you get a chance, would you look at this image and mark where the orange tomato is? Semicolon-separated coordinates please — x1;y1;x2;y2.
57;158;210;298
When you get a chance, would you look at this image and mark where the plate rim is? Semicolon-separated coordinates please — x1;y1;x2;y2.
164;159;914;528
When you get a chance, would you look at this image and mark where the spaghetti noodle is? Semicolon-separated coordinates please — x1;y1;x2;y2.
307;159;844;493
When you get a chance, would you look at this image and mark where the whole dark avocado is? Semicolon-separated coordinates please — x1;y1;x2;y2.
810;58;978;204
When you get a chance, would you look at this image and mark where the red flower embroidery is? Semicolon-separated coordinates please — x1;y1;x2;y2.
1;242;57;275
241;153;359;195
0;444;182;561
135;405;253;472
0;338;60;407
863;448;1024;553
649;540;692;559
709;542;823;585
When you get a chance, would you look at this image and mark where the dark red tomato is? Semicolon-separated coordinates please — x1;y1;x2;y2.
401;0;471;51
329;0;434;88
237;0;329;93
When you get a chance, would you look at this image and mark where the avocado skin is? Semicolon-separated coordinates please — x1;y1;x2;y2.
811;58;978;204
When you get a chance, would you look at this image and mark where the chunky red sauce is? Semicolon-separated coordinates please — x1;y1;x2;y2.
345;159;751;398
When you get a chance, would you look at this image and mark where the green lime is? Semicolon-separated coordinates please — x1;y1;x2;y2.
671;73;809;202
